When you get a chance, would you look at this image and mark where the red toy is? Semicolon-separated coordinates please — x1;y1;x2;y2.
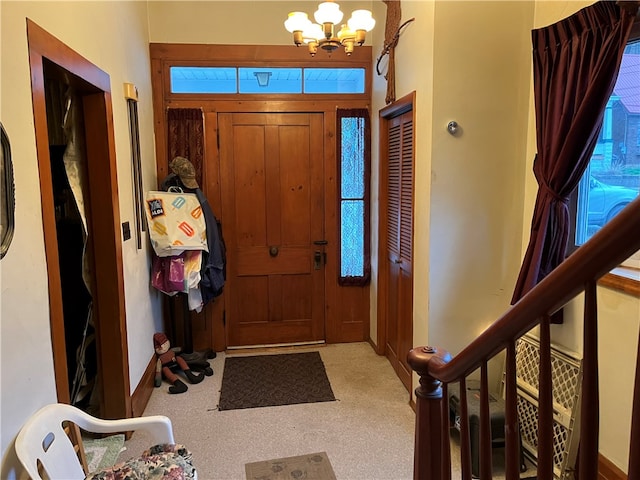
154;332;203;394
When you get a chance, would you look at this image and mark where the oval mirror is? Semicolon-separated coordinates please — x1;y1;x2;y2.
1;122;15;259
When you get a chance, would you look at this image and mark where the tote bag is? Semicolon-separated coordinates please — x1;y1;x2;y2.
144;190;208;257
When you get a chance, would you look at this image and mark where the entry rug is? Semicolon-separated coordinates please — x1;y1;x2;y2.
245;452;337;480
218;351;336;410
83;433;125;473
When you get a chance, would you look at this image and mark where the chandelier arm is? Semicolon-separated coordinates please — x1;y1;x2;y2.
375;17;415;76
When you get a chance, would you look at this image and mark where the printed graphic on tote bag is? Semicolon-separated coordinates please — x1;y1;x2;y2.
148;198;165;218
144;191;208;257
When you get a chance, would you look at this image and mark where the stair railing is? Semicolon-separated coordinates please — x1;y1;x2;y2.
409;194;640;480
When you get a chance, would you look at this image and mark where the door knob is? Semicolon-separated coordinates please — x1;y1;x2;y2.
269;246;279;257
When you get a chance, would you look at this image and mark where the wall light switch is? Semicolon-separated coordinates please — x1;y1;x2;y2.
122;221;131;241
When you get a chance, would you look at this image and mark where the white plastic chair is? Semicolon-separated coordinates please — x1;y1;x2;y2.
15;403;179;480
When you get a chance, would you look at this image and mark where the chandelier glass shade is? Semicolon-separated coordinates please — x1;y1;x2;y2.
284;2;375;56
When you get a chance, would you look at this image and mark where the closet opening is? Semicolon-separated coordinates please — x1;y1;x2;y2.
44;60;99;414
28;19;131;420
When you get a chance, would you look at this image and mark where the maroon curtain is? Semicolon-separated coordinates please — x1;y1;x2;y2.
167;108;204;186
512;1;637;304
165;108;206;350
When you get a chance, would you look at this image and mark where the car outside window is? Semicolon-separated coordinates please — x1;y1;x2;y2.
572;37;640;267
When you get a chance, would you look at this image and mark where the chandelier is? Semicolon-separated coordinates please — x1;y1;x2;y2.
284;1;375;56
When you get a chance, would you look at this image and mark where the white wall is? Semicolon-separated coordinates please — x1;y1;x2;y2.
368;0;389;346
368;1;437;350
428;1;533;379
0;1;162;470
368;1;533;390
522;1;640;471
395;1;437;367
147;1;374;44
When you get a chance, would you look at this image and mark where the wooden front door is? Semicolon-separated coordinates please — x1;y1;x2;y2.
219;113;325;347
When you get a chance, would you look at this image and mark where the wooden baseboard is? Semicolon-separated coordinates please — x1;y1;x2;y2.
131;354;157;418
367;336;384;355
598;453;627;480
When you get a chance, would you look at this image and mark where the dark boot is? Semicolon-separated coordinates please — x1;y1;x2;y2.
179;351;212;370
185;369;204;384
187;361;213;376
205;348;216;359
169;379;188;394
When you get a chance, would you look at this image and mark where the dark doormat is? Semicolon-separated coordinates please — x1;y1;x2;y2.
218;351;336;410
245;452;337;480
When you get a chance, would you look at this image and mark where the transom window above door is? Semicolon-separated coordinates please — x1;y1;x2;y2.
170;66;365;94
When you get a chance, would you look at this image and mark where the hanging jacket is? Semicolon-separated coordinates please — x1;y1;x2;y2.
194;188;226;304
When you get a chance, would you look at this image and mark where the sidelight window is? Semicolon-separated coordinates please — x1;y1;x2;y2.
337;109;370;285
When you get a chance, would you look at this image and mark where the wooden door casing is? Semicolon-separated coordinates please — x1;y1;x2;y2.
27;20;130;419
219;113;325;347
378;95;415;392
150;42;373;350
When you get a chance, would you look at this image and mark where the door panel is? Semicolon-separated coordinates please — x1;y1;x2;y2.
397;265;414;383
384;110;414;391
219;113;325;347
386;262;400;358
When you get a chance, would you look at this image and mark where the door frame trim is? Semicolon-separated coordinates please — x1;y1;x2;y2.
151;44;372;350
376;92;416;356
27;19;131;419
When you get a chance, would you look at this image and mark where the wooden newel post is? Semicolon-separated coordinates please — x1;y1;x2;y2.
408;345;452;480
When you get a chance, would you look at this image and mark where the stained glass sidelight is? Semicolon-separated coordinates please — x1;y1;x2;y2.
338;111;370;284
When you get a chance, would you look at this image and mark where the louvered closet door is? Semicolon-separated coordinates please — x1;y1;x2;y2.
384;110;414;392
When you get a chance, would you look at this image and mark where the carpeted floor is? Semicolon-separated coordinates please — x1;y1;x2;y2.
122;343;416;479
218;351;336;411
121;343;526;479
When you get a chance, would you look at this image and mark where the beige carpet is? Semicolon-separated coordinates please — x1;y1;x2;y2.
121;342;530;479
121;343;415;479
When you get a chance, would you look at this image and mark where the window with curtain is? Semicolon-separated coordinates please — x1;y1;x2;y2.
337;109;370;285
511;1;638;305
570;26;640;269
